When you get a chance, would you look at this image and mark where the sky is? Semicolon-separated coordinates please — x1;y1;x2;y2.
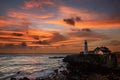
0;0;120;53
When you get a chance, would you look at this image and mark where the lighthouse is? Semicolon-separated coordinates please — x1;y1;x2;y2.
84;40;88;54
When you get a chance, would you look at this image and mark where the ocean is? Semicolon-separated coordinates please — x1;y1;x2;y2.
0;54;67;80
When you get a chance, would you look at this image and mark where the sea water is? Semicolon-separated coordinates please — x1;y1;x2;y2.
0;54;67;79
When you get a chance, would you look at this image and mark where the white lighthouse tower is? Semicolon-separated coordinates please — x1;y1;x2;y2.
84;40;88;54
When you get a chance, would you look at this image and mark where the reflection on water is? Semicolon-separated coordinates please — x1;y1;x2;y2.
0;54;66;79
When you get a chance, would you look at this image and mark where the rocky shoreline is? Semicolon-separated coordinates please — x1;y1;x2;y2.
7;53;120;80
62;54;120;80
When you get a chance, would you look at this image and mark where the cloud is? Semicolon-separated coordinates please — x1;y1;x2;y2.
8;11;53;19
46;18;120;29
75;17;81;21
71;28;92;33
63;17;81;26
28;29;53;38
109;40;120;46
33;40;50;45
12;33;24;36
3;43;16;48
81;28;91;32
23;0;56;9
59;6;105;20
32;36;40;40
0;16;30;30
68;28;104;40
0;30;37;45
2;42;27;48
79;19;120;28
51;5;120;28
0;35;31;43
50;32;68;43
0;29;63;47
45;19;70;28
64;18;75;26
31;31;69;45
4;11;54;30
20;42;27;47
0;30;25;40
0;19;19;27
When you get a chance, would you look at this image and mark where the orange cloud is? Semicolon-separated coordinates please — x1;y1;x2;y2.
23;0;56;9
28;29;53;40
0;30;34;45
0;29;55;47
45;6;120;29
59;6;105;20
0;33;34;42
0;11;54;30
67;28;104;39
45;19;71;27
0;19;18;27
8;11;53;19
49;32;68;43
52;37;83;46
48;28;104;47
46;18;120;29
76;19;120;28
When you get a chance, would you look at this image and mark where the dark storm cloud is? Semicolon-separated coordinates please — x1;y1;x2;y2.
63;17;81;26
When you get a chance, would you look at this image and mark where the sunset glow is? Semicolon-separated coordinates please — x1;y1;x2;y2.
0;0;120;53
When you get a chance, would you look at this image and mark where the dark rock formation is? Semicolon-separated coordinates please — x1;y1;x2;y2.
62;53;120;80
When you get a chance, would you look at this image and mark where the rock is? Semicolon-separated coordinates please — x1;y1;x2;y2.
10;78;16;80
62;53;120;80
23;77;30;80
